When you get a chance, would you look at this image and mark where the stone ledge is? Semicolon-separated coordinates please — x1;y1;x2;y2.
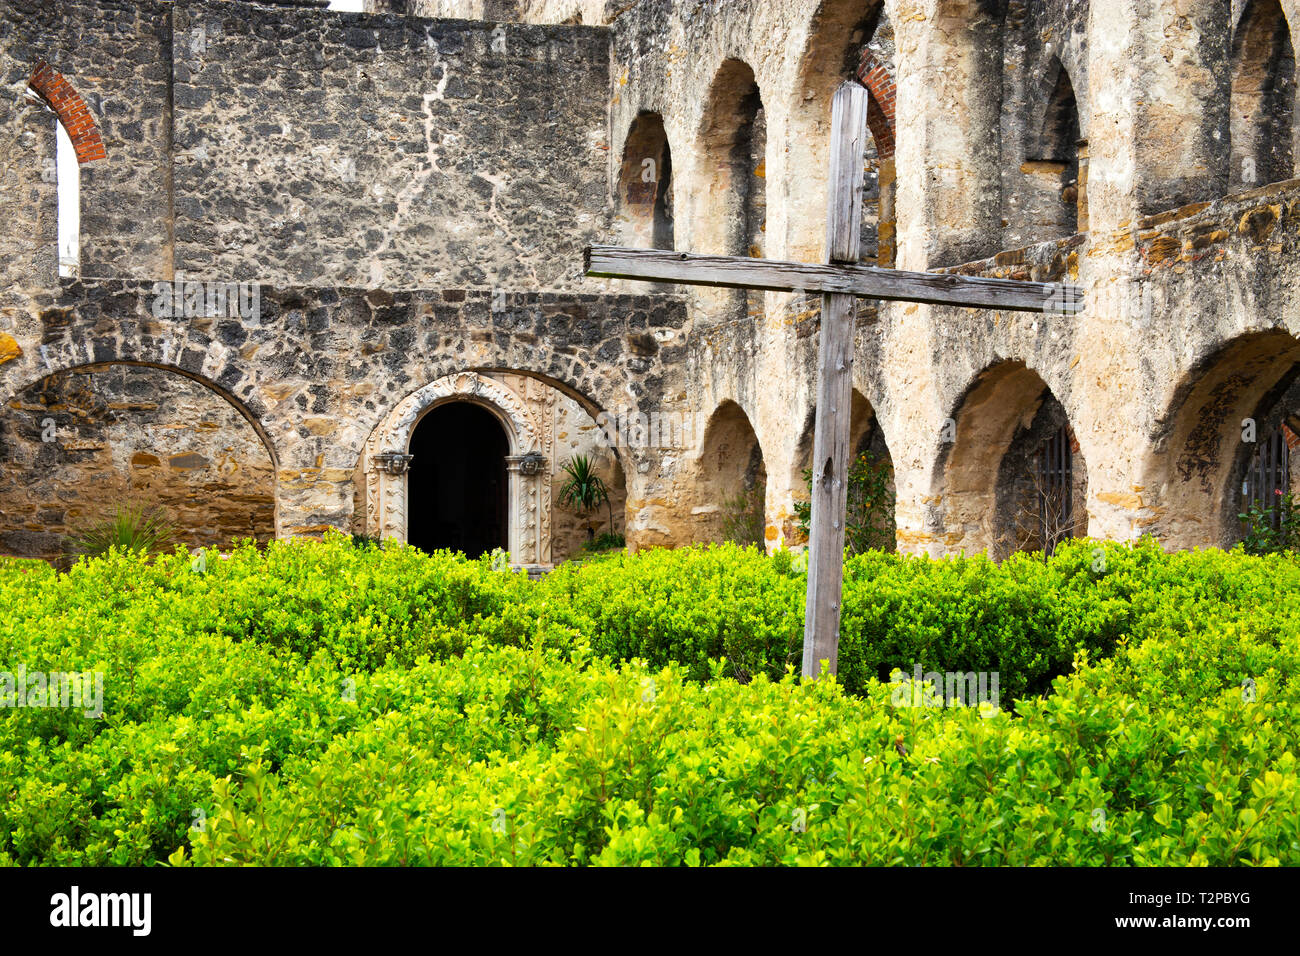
937;233;1086;283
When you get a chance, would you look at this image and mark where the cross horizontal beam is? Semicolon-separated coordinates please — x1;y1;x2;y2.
584;245;1083;314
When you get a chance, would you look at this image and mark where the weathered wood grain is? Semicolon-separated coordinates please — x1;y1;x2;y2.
584;246;1084;314
802;81;869;679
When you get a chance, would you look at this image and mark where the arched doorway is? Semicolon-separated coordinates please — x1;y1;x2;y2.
938;361;1088;559
406;402;509;558
1145;330;1300;548
789;390;896;551
359;370;627;567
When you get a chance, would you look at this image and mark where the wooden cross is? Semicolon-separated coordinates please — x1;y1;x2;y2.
585;80;1083;679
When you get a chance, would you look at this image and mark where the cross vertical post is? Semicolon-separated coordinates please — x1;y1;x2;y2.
802;80;869;679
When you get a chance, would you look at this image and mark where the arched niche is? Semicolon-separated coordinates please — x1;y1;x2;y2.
938;360;1088;558
1231;0;1297;189
616;111;674;250
692;399;768;546
1147;330;1300;547
1021;57;1084;241
788;0;896;265
695;59;766;322
788;389;896;551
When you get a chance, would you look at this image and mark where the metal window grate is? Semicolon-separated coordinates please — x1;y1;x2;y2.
1037;425;1073;555
1243;426;1290;530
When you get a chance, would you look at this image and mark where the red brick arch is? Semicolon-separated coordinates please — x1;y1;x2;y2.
856;49;896;159
27;59;106;164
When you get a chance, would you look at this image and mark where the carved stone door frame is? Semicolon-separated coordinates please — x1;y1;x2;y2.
361;371;549;567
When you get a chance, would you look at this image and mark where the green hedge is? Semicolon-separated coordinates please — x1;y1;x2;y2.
0;534;1296;865
171;636;1297;866
538;537;1300;703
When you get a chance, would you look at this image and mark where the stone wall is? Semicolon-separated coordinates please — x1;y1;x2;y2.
0;363;275;560
4;0;1300;566
0;0;173;298
367;1;619;24
0;276;688;558
171;0;611;288
1;0;613;294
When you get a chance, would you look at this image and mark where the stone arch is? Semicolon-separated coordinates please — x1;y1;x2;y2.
786;0;895;264
1145;329;1300;548
694;58;766;323
1230;0;1297;188
0;285;279;438
461;365;641;480
359;371;551;562
0;361;278;560
937;360;1088;558
696;58;765;258
690;399;768;546
616;112;674;251
1021;57;1083;241
1034;58;1082;162
0;359;278;471
787;389;895;550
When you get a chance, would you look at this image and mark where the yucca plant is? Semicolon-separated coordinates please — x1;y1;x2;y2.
65;504;177;561
557;455;613;541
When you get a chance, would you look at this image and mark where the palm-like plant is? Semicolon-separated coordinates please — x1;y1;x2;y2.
66;505;177;561
557;455;613;540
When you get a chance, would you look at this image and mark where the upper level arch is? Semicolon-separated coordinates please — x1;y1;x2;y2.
616;111;675;251
694;58;767;262
1014;55;1085;243
787;0;894;264
1231;0;1297;189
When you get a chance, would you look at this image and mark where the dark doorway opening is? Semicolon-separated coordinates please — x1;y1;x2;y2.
407;402;509;558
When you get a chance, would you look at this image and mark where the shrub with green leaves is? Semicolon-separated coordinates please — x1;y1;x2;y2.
1239;489;1300;555
168;638;1297;866
0;533;1296;865
794;449;895;554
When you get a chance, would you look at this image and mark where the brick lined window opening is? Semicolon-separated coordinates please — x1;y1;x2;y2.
26;60;107;279
855;50;896;161
855;48;898;266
